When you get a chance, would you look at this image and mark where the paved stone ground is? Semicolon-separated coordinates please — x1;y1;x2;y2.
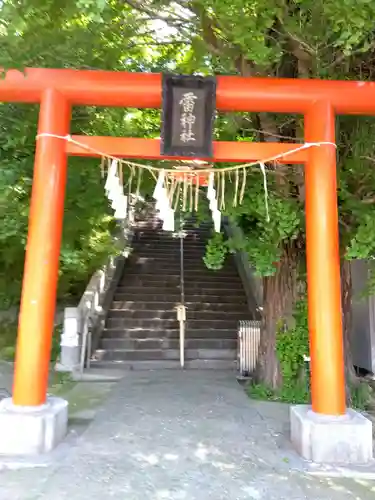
1;370;375;500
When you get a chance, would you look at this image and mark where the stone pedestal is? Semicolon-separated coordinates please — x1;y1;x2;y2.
0;397;68;455
290;404;373;464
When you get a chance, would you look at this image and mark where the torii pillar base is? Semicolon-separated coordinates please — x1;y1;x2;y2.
0;397;68;456
290;405;373;465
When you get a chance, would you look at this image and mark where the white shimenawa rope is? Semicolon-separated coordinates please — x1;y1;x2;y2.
35;133;337;174
35;133;337;225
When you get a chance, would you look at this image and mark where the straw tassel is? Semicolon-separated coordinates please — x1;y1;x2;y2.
239;167;247;204
259;162;270;222
194;174;200;212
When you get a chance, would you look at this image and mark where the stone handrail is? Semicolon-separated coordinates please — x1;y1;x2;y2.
58;214;135;373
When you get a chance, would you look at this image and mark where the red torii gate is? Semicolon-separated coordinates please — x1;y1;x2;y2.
2;68;371;418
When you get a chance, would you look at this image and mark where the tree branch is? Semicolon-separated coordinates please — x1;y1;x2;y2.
189;1;235;57
123;0;192;25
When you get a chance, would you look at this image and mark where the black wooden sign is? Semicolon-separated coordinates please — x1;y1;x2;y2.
160;74;216;158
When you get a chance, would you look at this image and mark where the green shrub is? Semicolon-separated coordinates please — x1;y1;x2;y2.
0;320;61;363
248;297;310;404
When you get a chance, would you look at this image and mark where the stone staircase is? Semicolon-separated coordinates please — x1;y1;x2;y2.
92;210;254;370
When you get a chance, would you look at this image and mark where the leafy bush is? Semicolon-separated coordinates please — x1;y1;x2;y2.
0;320;61;363
248;297;310;404
203;232;228;270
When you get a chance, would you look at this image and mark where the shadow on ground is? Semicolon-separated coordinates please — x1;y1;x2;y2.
0;370;374;500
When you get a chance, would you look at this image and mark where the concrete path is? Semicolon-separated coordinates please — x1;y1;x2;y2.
1;370;375;499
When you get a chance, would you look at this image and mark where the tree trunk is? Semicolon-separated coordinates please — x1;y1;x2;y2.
341;259;358;403
255;243;299;389
191;7;305;391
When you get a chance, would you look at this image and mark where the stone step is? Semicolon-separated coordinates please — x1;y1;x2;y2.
100;338;237;351
118;275;244;294
180;229;212;234
133;239;204;246
134;234;212;243
105;317;238;329
133;251;206;260
103;328;237;339
95;348;236;362
120;271;239;280
130;257;209;266
134;236;207;243
134;237;208;245
133;223;162;230
115;283;245;294
122;266;239;277
134;245;207;253
136;231;208;237
119;272;242;281
116;279;244;289
113;291;180;302
120;272;240;281
107;309;250;320
134;242;205;249
134;235;209;243
110;300;249;312
113;292;246;303
182;223;212;227
131;252;235;268
89;359;237;371
131;253;235;263
134;247;206;255
134;226;212;234
134;228;209;234
126;261;238;274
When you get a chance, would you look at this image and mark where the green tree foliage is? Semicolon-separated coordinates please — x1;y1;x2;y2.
0;0;177;307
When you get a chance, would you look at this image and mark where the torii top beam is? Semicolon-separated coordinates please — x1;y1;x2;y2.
1;68;375;114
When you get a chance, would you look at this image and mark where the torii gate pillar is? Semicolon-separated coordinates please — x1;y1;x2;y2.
290;101;372;464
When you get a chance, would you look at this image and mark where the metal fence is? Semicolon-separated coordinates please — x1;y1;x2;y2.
238;320;261;376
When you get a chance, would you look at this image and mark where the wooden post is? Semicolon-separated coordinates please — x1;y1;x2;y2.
304;101;346;415
12;89;70;406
